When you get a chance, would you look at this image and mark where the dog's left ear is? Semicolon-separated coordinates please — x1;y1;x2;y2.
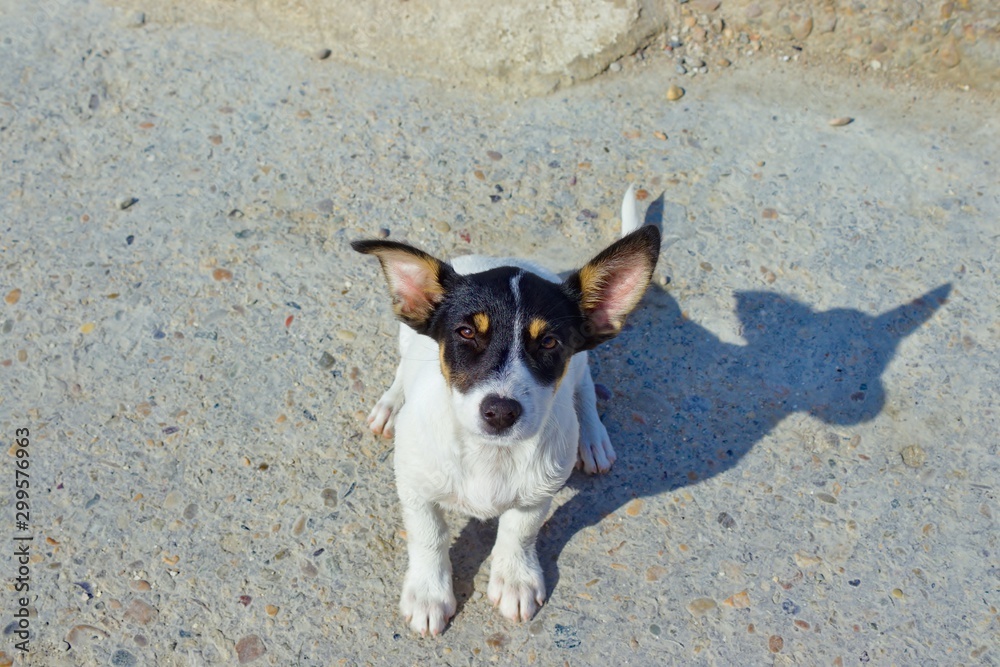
563;226;660;350
352;240;456;333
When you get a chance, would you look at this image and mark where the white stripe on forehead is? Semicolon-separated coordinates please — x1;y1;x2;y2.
506;271;525;371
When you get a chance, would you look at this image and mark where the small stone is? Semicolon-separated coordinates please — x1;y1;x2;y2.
717;58;731;67
939;41;961;68
828;116;853;127
212;268;233;281
235;635;266;664
608;61;622;73
377;227;390;238
700;261;713;271
746;3;763;19
666;85;685;101
816;492;837;504
4;288;21;305
626;499;644;517
315;48;332;60
675;64;688;75
80;322;96;334
265;604;279;616
653;131;667;140
816;11;837;33
118;196;139;210
722;590;751;609
791;16;813;40
487;150;503;161
485;632;508;649
594;383;613;401
762;207;778;219
794;551;822;568
111;649;138;667
129;580;151;592
686;597;717;616
123;600;158;626
769;635;784;652
646;565;668;581
336;329;357;342
900;445;927;468
434;220;451;233
318;351;335;369
684;56;705;69
891;588;905;599
717;511;736;529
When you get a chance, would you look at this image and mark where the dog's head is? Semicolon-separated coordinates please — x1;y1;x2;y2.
352;226;660;442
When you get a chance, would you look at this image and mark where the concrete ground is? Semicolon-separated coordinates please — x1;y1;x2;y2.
1;1;998;666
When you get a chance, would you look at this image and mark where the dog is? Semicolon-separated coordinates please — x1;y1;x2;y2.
351;186;660;636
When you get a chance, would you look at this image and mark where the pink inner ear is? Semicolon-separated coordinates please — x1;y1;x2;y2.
386;256;442;316
587;261;648;332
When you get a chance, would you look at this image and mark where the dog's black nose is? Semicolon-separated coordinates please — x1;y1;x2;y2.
480;395;522;434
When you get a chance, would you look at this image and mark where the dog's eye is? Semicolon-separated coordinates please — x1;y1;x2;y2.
456;326;476;340
539;334;558;350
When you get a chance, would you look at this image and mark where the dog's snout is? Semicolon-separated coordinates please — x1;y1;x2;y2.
480;395;522;434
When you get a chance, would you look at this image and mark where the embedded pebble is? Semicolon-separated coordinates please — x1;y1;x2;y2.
336;329;357;341
717;511;736;529
939;41;961;68
791;16;813;40
4;288;20;305
769;635;784;652
666;85;684;101
315;48;332;60
434;220;452;233
377;227;390;238
594;383;613;401
722;590;751;608
212;268;233;281
828;116;853;127
111;649;138;667
901;444;927;467
687;597;717;616
318;351;336;369
487;150;503;161
236;635;267;664
123;599;158;625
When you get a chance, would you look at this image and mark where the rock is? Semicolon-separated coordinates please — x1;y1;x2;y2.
816;10;837;33
939;40;961;68
123;600;158;626
769;635;784;652
828;116;853;127
111;650;138;667
666;84;685;101
686;597;717;616
235;635;266;664
791;16;813;40
900;444;927;467
315;48;332;60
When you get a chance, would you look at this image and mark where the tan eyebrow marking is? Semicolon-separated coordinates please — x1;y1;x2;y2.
472;312;490;334
528;317;548;339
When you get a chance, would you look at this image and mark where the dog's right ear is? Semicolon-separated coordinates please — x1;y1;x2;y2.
352;240;456;333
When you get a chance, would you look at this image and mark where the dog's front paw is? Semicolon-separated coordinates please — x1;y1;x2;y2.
400;569;456;637
367;395;400;439
488;553;546;622
577;418;616;474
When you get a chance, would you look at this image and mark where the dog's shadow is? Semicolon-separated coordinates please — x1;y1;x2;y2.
448;194;951;617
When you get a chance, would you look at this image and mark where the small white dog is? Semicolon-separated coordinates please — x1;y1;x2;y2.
352;187;660;636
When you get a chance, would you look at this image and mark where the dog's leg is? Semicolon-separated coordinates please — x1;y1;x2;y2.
574;356;616;474
488;500;550;622
367;362;404;438
367;325;410;438
399;497;456;637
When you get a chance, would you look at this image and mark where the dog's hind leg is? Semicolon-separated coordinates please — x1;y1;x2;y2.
573;354;616;474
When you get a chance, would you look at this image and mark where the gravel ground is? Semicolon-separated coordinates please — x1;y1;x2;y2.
1;2;998;666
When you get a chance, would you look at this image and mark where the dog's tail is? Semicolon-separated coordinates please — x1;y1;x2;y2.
620;184;642;237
